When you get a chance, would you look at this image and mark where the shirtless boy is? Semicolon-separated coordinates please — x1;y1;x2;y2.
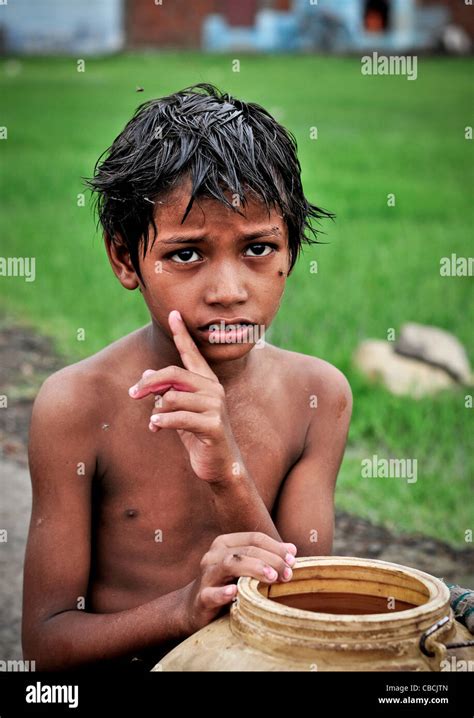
22;84;352;671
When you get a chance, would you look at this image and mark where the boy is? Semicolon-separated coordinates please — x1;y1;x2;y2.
22;84;352;671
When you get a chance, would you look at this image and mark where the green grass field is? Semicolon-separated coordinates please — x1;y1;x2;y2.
1;53;472;546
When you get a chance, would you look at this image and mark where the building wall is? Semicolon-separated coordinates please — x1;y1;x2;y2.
126;0;215;48
0;0;124;54
125;0;291;49
418;0;474;38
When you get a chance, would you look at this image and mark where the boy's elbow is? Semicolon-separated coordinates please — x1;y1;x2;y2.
22;629;54;671
22;616;76;671
22;628;49;671
332;368;353;422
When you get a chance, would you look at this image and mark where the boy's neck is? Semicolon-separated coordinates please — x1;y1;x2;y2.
142;320;257;391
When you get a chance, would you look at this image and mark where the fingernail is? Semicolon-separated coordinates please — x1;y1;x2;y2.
129;385;139;397
224;585;235;596
264;567;277;581
285;553;296;566
172;310;182;322
285;543;297;556
283;567;292;581
151;414;162;424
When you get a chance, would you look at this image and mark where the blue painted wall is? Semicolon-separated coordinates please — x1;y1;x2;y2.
0;0;124;54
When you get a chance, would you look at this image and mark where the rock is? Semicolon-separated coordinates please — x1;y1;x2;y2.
353;340;456;398
395;323;471;384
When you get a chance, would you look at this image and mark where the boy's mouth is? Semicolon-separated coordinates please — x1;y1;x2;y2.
197;318;261;343
197;317;256;332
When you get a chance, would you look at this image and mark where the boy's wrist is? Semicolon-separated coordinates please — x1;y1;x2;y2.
206;464;251;492
172;581;195;639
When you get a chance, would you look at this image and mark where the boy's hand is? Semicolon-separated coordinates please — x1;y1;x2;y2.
180;532;297;634
128;310;246;484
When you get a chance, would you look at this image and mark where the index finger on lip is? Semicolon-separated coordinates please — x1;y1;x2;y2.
169;310;218;381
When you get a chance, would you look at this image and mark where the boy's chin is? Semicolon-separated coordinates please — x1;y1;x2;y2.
196;337;259;360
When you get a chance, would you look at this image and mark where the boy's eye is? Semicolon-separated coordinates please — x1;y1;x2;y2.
166;242;277;264
244;243;276;257
168;249;201;264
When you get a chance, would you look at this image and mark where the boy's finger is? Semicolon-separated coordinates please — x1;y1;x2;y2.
129;377;196;399
217;532;297;560
199;585;237;608
169;310;218;380
206;555;286;585
220;544;296;574
129;365;218;398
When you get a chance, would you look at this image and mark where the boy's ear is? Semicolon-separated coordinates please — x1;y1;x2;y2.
104;233;139;291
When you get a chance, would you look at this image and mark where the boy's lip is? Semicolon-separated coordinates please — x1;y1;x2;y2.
197;317;255;330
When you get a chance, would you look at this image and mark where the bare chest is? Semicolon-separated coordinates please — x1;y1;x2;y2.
87;370;307;609
94;390;304;538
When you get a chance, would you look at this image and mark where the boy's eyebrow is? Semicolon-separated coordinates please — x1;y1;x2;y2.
159;226;282;245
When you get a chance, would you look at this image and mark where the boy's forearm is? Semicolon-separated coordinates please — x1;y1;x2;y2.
24;584;191;671
209;470;282;540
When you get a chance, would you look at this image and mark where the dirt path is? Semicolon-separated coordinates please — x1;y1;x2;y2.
1;314;473;660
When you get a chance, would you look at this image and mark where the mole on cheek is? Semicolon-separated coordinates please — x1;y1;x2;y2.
278;270;284;277
125;509;138;518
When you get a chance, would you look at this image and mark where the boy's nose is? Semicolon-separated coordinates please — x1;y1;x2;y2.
203;264;248;305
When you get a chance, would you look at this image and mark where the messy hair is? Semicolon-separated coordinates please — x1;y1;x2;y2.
85;83;334;284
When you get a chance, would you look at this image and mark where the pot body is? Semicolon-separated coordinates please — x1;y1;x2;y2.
152;557;474;672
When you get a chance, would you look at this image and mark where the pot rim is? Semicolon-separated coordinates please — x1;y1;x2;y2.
232;555;452;635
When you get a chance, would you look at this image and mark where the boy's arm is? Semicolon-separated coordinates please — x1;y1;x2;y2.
272;363;353;556
206;471;283;540
22;370;189;671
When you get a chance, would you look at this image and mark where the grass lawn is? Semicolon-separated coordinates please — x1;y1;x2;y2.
1;53;472;547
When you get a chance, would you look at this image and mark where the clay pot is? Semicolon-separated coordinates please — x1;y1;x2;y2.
152;556;474;671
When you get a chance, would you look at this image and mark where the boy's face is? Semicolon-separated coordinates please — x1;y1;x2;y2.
109;178;290;363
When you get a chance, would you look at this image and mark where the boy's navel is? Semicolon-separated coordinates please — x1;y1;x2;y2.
124;508;138;518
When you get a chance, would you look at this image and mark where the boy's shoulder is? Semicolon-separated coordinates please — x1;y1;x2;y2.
33;331;351;422
267;343;352;408
32;327;142;421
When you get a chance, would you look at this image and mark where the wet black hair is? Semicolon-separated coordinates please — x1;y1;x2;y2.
84;83;334;285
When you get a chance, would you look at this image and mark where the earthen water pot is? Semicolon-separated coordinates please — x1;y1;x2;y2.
152;556;474;671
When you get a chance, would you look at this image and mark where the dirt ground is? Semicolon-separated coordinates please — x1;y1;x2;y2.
1;314;473;660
